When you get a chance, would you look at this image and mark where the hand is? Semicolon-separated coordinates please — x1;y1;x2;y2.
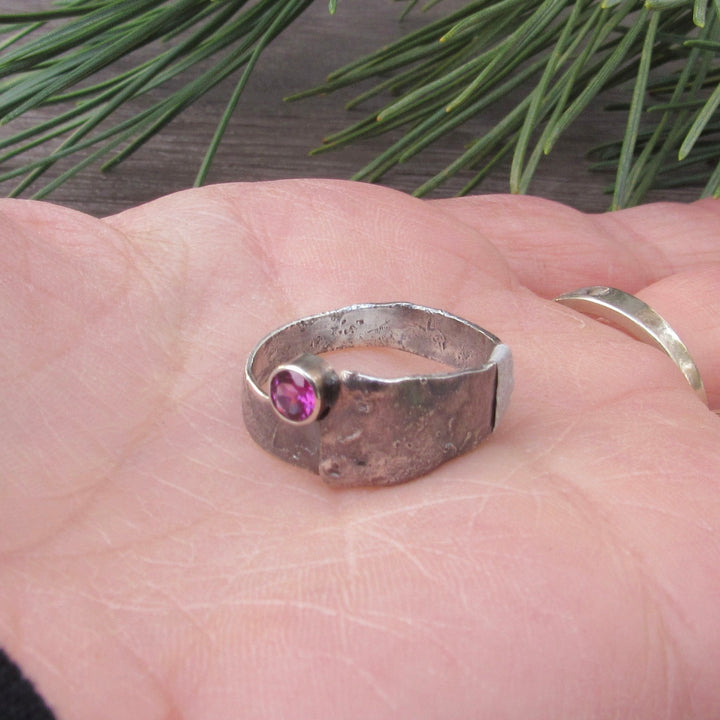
1;180;718;720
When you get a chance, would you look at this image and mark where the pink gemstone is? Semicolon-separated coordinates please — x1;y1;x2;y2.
270;369;317;422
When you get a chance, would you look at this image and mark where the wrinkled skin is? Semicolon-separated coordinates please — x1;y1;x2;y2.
0;180;719;720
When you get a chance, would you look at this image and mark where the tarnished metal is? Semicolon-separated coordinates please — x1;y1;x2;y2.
243;302;513;487
555;286;707;404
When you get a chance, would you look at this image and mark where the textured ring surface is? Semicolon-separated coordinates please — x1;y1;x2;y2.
243;302;513;487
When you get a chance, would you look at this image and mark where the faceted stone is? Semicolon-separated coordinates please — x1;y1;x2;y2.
270;369;317;422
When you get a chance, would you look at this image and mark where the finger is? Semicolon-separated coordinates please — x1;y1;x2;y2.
432;193;720;407
432;194;720;297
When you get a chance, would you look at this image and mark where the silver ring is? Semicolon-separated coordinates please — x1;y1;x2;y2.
555;286;707;404
242;302;513;487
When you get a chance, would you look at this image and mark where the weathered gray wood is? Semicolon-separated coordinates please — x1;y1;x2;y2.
0;1;699;216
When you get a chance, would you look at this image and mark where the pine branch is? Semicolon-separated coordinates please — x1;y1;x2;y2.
1;0;720;206
0;0;315;198
293;0;720;205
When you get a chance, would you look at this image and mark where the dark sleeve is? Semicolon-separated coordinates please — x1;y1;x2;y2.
0;647;56;720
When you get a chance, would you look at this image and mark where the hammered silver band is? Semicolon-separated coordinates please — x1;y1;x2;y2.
555;286;707;404
243;302;513;487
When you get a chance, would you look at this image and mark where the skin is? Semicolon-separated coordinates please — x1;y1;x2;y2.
0;179;718;720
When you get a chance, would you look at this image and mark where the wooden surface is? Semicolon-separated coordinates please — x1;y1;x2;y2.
0;1;700;217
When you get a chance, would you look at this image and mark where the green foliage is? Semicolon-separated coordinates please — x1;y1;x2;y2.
295;0;720;205
0;0;314;198
1;0;720;206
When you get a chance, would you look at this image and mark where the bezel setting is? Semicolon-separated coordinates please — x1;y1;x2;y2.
268;353;339;425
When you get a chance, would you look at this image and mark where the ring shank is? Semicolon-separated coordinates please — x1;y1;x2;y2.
555;287;707;404
244;303;512;487
249;303;502;385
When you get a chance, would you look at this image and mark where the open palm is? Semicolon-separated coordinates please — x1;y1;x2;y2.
1;180;719;720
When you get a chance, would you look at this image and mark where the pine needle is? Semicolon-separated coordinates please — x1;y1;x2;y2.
611;9;658;209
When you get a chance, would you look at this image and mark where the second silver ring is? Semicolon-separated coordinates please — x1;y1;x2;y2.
555;286;707;405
